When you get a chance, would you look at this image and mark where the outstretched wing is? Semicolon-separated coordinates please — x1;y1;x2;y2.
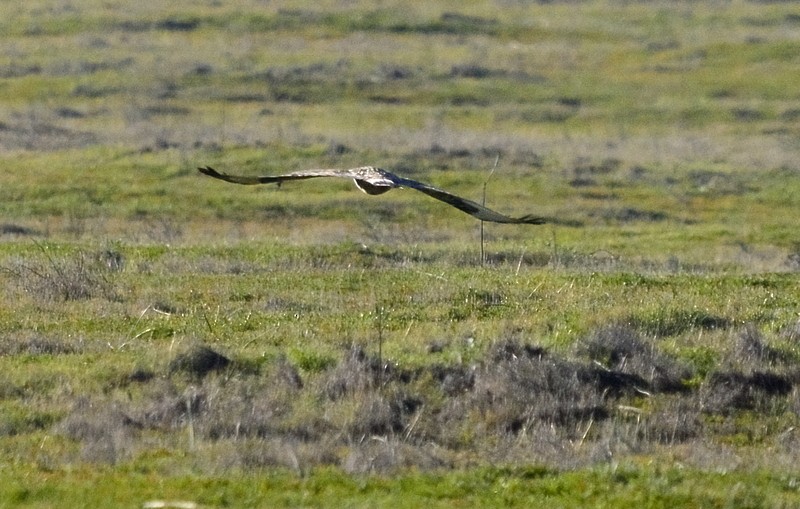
392;175;546;224
198;166;397;195
198;166;358;185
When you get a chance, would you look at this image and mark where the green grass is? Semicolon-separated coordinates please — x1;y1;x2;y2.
2;0;800;506
3;464;800;508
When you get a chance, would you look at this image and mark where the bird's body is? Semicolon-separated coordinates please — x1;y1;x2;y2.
198;165;545;225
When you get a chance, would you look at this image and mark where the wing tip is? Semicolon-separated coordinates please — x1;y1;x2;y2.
518;215;547;225
197;166;220;177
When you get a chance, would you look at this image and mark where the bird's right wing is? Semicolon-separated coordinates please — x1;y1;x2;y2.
198;166;356;185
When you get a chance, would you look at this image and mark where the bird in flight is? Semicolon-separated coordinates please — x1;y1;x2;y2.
198;166;546;224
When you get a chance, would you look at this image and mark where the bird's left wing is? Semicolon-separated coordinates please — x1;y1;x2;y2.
393;175;546;225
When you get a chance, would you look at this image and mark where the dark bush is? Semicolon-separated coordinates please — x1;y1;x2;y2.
701;370;793;414
579;325;692;393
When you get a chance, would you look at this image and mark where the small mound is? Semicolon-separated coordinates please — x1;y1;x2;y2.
169;345;230;377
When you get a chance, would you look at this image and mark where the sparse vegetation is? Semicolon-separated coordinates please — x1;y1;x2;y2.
1;0;800;506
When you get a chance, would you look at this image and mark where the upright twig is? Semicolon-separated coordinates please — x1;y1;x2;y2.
551;228;559;268
481;155;500;266
185;388;196;451
375;303;385;390
219;103;226;149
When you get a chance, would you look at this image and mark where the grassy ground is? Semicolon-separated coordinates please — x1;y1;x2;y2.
1;0;800;507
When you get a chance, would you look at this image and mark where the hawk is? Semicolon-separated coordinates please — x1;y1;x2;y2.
198;165;545;224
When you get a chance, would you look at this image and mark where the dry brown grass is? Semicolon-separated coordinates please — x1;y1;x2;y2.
46;319;800;474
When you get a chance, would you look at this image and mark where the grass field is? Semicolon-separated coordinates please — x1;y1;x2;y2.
1;1;800;507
